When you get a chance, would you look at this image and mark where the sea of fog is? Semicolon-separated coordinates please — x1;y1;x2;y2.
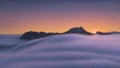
0;34;120;68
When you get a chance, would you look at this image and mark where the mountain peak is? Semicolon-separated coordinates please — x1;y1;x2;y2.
79;26;86;31
79;26;84;29
64;26;93;35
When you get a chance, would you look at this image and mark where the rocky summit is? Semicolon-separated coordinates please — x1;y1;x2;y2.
64;26;93;35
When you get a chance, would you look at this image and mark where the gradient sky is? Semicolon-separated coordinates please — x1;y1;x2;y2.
0;0;120;34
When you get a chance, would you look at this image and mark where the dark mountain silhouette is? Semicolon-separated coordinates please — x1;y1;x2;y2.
20;31;59;40
64;26;93;35
20;26;119;40
96;31;111;35
20;26;93;40
20;31;39;40
96;31;120;35
110;31;120;34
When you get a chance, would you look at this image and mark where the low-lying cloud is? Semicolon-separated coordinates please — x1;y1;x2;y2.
0;34;120;68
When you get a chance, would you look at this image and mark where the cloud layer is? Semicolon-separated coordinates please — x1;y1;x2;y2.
0;34;120;68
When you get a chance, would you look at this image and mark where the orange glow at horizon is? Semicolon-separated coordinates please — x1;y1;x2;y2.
1;19;119;34
0;1;120;34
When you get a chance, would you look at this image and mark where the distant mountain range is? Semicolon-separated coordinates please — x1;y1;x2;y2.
20;26;120;40
96;31;120;35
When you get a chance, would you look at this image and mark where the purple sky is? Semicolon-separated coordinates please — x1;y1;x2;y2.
0;0;120;34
